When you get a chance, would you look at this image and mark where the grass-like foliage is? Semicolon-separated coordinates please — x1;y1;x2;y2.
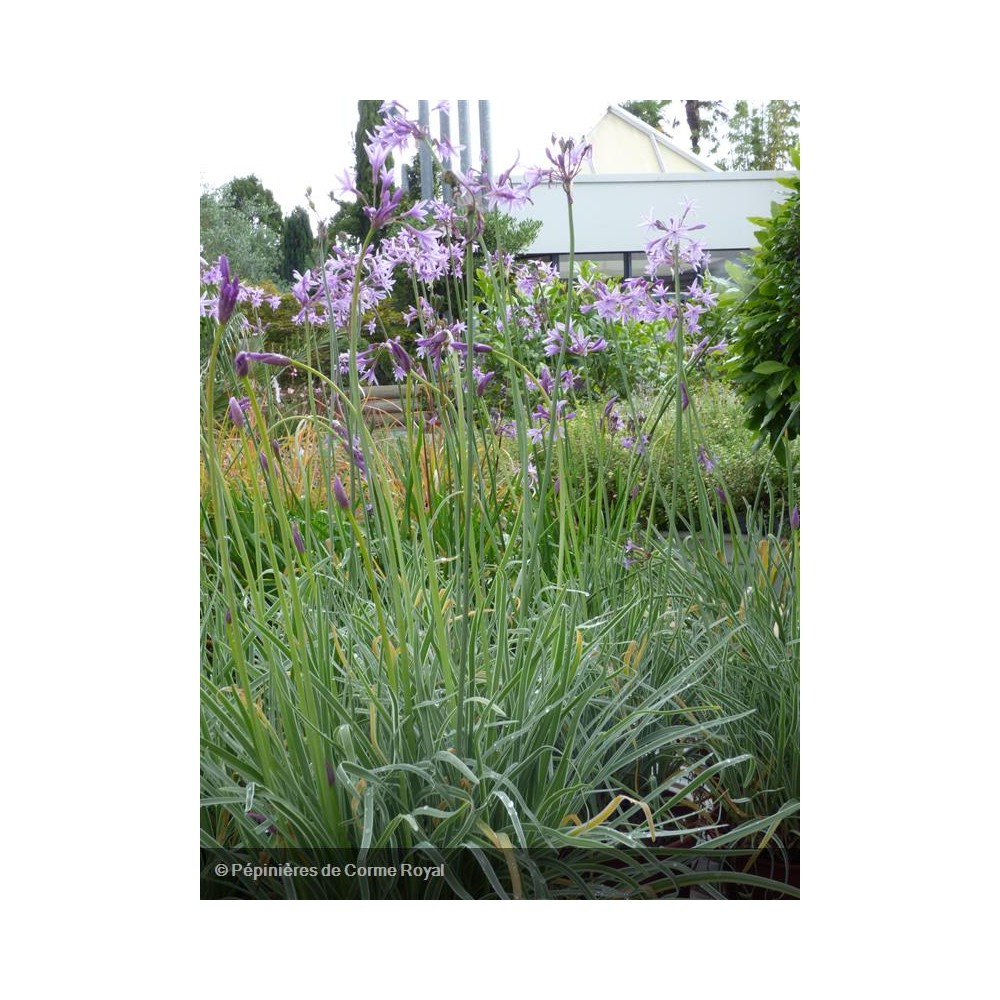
200;108;799;899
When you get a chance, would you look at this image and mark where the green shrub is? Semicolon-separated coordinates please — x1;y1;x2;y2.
724;149;800;449
566;381;798;532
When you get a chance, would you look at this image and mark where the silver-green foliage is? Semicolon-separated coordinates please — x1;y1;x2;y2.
200;185;282;284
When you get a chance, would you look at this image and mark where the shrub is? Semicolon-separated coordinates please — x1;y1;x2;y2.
724;149;800;450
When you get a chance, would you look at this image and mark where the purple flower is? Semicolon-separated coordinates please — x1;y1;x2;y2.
491;411;516;438
386;337;412;380
291;523;305;553
697;446;716;473
473;367;495;395
331;422;368;481
620;434;649;455
545;321;605;357
601;394;623;433
217;255;240;325
680;382;689;411
414;328;451;370
251;351;291;368
325;761;336;786
544;136;593;201
568;327;606;356
543;325;566;357
227;396;246;427
561;368;582;392
643;201;709;276
259;450;269;474
338;346;377;385
690;336;710;360
333;474;350;510
451;340;492;356
246;810;277;835
524;460;539;492
623;538;643;569
791;505;800;530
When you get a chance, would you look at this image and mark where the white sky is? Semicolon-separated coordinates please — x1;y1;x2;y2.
199;97;683;221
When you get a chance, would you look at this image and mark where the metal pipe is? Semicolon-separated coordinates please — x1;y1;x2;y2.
458;101;471;174
418;100;432;200
478;100;493;179
439;104;453;204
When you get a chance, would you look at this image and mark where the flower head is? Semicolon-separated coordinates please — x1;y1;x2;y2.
544;136;593;201
386;337;412;381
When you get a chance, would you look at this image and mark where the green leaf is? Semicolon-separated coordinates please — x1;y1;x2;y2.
752;361;789;375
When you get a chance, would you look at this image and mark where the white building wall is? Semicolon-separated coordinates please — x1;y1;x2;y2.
511;171;795;255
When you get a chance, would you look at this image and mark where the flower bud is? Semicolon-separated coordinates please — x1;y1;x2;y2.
227;396;246;427
217;256;240;325
333;474;350;510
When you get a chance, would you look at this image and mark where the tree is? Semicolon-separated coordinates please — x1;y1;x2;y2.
621;100;728;158
280;207;315;282
717;101;800;171
681;100;728;157
329;100;390;248
200;182;282;283
620;100;670;130
226;175;283;233
479;209;542;258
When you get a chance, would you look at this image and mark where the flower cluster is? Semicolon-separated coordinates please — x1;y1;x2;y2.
540;135;593;202
643;198;710;275
200;254;281;328
543;320;607;358
600;396;650;455
203;106;737;523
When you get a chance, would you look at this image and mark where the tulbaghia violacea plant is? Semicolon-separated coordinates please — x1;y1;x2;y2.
200;104;800;894
542;135;593;203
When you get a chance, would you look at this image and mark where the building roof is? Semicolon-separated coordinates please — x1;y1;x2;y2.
585;105;719;174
